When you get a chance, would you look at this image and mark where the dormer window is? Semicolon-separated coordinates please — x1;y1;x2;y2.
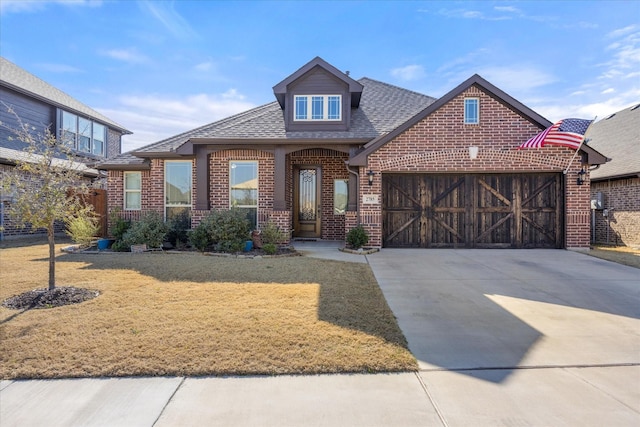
294;95;341;121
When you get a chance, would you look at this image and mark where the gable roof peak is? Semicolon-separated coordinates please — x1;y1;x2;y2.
272;57;364;109
349;73;553;166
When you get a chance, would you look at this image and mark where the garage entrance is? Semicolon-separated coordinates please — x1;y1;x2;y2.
382;173;563;248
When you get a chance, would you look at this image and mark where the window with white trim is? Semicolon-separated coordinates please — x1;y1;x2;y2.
294;95;341;121
230;161;258;229
59;110;107;156
124;172;141;210
464;98;479;124
165;161;192;220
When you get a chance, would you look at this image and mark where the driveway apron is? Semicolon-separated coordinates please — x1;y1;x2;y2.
367;249;640;373
367;249;640;425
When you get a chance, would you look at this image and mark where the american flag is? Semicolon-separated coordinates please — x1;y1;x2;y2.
519;118;593;149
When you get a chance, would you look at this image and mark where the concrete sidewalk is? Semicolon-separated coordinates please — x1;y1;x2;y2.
2;367;638;426
1;247;639;426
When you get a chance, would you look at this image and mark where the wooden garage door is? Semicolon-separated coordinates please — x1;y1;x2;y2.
382;173;563;248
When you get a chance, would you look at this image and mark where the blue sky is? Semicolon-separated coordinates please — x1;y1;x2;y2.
1;0;638;152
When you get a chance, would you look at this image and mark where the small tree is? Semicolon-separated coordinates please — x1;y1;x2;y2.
0;107;92;290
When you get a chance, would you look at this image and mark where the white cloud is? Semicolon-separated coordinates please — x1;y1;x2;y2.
535;94;640;124
494;6;520;13
438;8;510;21
606;24;638;39
138;0;198;41
390;64;425;81
194;61;214;72
100;48;149;64
0;0;101;14
601;88;615;94
476;65;557;93
97;90;256;152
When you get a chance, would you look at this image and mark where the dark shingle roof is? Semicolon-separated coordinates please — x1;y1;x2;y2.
0;57;131;134
100;77;436;167
587;104;640;180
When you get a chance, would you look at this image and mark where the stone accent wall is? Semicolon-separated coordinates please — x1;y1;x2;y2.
361;85;592;248
591;177;640;246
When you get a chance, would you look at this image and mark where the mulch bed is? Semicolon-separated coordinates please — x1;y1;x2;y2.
2;287;99;310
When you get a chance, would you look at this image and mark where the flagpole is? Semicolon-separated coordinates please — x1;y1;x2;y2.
563;116;597;175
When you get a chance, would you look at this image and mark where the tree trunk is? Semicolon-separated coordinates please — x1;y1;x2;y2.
48;223;56;291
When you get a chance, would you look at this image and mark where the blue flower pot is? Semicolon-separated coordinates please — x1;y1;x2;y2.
97;239;112;250
244;241;253;252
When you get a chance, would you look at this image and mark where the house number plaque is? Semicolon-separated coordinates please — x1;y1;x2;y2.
362;194;379;204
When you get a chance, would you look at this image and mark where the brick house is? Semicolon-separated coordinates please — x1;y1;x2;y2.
586;104;639;247
0;57;132;239
100;57;607;249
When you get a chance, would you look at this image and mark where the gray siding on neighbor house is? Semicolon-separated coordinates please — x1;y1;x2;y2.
0;86;56;152
284;67;351;132
107;128;122;159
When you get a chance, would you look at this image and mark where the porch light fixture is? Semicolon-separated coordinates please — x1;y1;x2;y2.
577;167;586;186
469;146;479;160
367;170;375;186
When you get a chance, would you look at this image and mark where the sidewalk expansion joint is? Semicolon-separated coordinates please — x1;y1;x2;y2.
414;372;449;427
152;376;185;427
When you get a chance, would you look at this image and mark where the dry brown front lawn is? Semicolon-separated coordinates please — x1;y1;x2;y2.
587;245;640;269
0;240;416;379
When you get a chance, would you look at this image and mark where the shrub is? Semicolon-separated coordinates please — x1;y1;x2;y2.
346;225;369;249
188;224;211;252
109;209;131;252
166;210;191;248
262;243;277;255
188;208;250;253
65;213;99;247
260;221;287;245
120;211;168;250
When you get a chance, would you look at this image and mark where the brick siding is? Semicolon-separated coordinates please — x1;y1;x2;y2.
591;177;640;246
360;85;593;248
288;149;349;240
107;149;348;243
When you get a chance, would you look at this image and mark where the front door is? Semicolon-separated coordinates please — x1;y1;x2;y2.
294;166;321;238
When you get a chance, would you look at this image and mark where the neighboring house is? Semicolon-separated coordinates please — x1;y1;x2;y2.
0;56;132;239
101;57;606;249
586;104;640;246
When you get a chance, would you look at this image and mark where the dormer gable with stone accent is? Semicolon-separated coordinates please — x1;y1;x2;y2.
273;56;363;132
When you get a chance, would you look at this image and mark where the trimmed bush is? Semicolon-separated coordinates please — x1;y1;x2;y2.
166;210;191;248
188;224;210;252
346;225;369;249
109;209;131;252
120;211;168;250
260;221;287;245
188;208;250;253
262;243;277;255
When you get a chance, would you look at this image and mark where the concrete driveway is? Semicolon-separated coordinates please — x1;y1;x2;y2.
368;249;640;425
